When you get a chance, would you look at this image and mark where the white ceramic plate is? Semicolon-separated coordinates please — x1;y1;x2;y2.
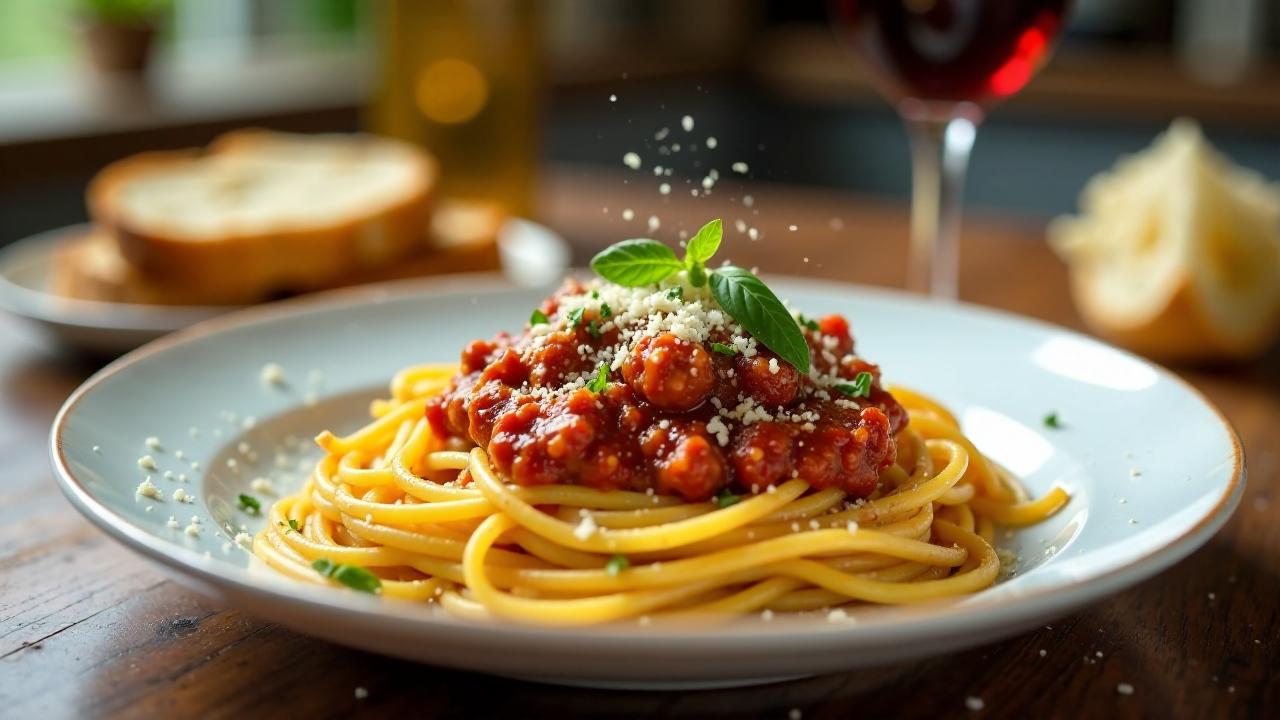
0;220;569;356
49;277;1243;689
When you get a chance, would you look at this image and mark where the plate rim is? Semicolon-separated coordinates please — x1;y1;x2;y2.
0;218;567;333
46;273;1246;650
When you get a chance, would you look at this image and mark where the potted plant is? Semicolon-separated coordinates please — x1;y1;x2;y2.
77;0;170;75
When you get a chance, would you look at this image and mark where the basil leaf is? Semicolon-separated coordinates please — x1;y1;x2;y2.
530;309;549;325
709;267;810;372
604;554;629;576
685;218;722;267
586;364;609;393
312;558;382;594
835;371;873;399
237;493;260;514
590;239;684;286
715;489;741;508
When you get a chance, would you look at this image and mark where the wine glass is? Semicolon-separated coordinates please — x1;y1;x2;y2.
831;0;1070;297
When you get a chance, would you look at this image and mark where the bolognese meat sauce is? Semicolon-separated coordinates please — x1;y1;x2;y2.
426;280;907;502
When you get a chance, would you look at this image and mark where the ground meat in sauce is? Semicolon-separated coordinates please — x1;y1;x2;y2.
424;287;907;502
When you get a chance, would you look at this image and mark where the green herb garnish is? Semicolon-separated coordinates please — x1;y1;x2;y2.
710;342;737;356
591;289;599;299
587;319;603;338
715;489;742;508
1044;411;1062;429
797;314;820;332
566;306;585;329
586;364;609;393
530;309;549;325
589;219;810;371
600;301;612;319
665;287;683;301
709;267;810;372
835;371;873;399
237;494;261;514
288;518;301;532
311;558;382;594
589;239;684;286
604;554;629;576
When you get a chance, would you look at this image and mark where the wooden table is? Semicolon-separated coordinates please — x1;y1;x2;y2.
3;169;1276;718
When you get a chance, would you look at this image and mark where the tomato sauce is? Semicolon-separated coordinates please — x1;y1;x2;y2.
426;282;907;502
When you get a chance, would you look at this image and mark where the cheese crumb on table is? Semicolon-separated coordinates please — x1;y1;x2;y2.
166;516;180;529
260;362;286;386
234;532;253;549
173;488;193;503
145;436;162;451
137;455;158;471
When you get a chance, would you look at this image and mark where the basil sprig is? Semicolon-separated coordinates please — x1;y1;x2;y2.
589;239;684;286
589;219;811;371
835;371;873;399
312;558;382;594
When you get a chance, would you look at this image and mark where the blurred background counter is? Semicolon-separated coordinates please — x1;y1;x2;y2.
3;0;1280;252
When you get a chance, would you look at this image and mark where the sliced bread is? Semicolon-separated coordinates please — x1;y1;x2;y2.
50;200;503;306
87;129;438;299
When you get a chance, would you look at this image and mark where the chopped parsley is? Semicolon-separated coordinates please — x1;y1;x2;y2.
1044;411;1062;429
288;518;301;532
530;309;549;325
834;371;873;399
311;558;382;594
586;364;609;393
237;493;261;514
797;314;820;332
604;554;629;576
665;286;683;300
600;301;612;318
590;289;599;299
566;306;585;329
710;342;737;356
715;489;742;508
587;319;603;338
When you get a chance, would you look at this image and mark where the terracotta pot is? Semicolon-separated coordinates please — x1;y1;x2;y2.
80;19;156;75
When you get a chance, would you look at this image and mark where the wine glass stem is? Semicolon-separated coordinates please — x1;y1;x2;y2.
906;114;977;298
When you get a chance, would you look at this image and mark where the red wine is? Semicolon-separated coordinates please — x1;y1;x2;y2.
833;0;1069;107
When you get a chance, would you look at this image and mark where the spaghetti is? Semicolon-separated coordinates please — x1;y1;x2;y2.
254;363;1068;625
255;227;1067;624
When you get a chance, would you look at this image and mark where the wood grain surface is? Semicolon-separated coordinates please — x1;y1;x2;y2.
2;167;1276;719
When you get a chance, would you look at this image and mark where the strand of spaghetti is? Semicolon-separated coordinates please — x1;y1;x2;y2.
772;521;998;603
473;526;967;596
908;415;1011;502
624;502;936;562
338;514;551;569
969;486;1070;526
472;447;808;553
555;503;710;528
337;452;398;488
760;488;847;523
316;396;428;455
889;385;961;427
463;514;752;625
676;577;808;616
